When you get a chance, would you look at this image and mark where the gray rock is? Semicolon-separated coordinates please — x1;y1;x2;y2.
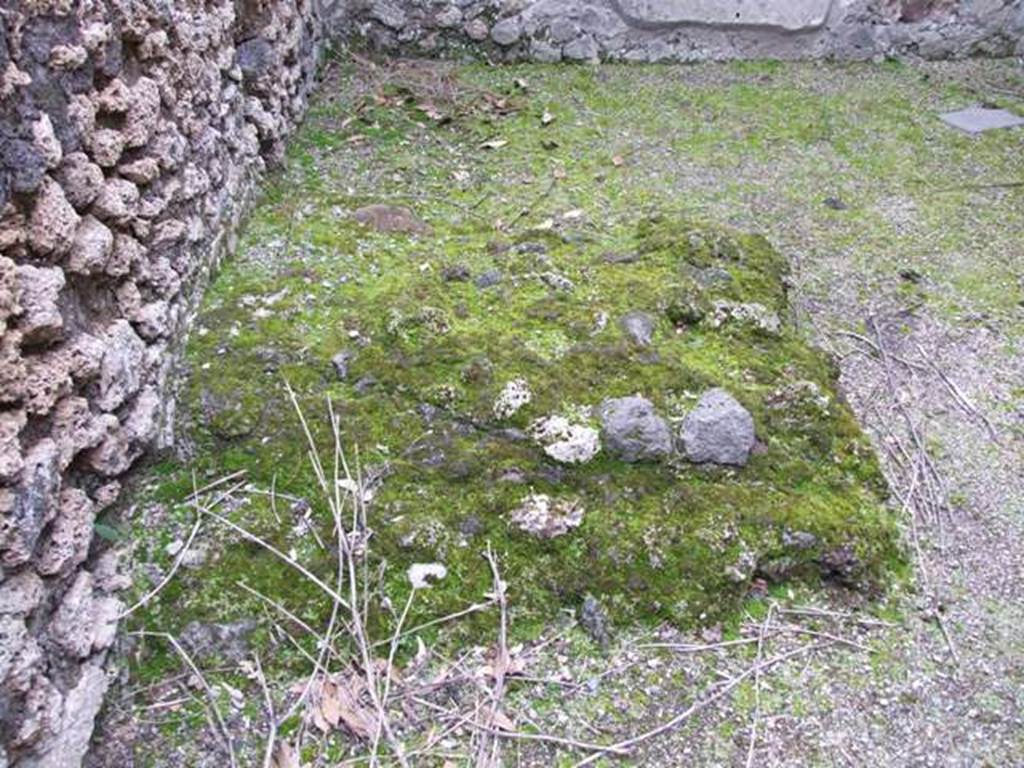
783;529;819;550
563;35;599;62
441;264;471;282
620;311;655;347
354;375;378;394
475;269;502;289
332;349;355;379
679;388;756;466
530;38;562;63
3;440;61;568
2;138;47;197
580;594;611;649
0;409;26;483
549;19;580;45
464;19;489;42
490;18;522;46
37;488;95;576
48;571;97;658
91;178;138;223
369;0;407;30
96;320;145;412
237;37;276;82
597;396;673;462
38;661;109;768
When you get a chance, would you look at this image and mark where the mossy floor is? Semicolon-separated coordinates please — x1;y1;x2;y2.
116;55;1024;765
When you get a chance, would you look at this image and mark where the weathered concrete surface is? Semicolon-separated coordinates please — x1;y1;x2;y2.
617;0;834;30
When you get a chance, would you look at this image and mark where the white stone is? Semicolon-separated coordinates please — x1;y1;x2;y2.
407;563;447;589
617;0;833;30
509;493;584;539
530;415;601;464
708;300;782;335
493;378;532;419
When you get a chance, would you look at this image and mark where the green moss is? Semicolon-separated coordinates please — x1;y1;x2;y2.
122;58;1024;703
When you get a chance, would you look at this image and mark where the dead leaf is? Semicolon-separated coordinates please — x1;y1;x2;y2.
312;673;379;740
479;138;508;150
611;155;625;167
507;655;527;676
488;709;516;732
514;78;529;90
319;680;343;730
375;657;403;685
484;93;510;111
271;742;301;768
552;167;567;180
541;110;555;126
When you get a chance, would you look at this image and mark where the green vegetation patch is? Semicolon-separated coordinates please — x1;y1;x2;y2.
126;60;925;684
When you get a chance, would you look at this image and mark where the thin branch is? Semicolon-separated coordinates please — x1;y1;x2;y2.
132;631;238;768
573;642;833;767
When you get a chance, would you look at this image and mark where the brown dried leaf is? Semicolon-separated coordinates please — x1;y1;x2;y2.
319;680;343;729
488;709;516;732
271;741;300;768
375;657;403;685
315;673;379;740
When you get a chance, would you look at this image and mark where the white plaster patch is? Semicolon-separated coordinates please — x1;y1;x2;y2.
509;493;584;539
530;414;601;464
617;0;833;30
493;378;532;419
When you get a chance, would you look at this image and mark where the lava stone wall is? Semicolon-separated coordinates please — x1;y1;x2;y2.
0;1;339;765
349;0;1023;61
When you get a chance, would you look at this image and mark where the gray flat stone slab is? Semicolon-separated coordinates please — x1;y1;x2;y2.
618;0;833;30
939;107;1024;135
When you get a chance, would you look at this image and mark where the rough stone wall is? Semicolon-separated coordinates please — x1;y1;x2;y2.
348;0;1023;61
0;1;337;765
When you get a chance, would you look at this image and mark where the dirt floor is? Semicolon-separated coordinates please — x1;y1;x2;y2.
90;55;1024;767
